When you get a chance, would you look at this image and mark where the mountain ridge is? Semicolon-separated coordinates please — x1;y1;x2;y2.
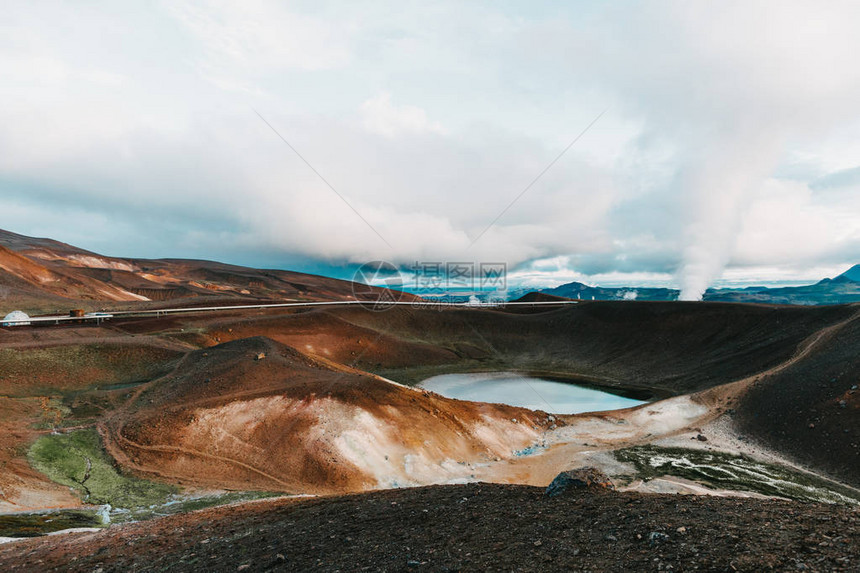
835;263;860;282
540;264;860;305
0;228;402;312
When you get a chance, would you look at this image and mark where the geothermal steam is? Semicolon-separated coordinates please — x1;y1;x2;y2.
676;131;783;301
592;4;860;301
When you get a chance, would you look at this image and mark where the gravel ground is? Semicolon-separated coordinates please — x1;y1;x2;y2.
1;483;859;572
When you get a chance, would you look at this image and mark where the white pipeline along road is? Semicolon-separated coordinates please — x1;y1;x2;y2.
2;298;579;327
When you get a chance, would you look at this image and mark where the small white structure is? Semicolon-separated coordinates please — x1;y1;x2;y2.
2;310;31;326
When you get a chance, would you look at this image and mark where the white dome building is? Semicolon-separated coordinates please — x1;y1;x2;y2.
2;310;30;326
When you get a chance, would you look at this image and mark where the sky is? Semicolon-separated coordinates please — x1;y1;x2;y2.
1;1;859;297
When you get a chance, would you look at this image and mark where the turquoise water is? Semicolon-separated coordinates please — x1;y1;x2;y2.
418;372;645;414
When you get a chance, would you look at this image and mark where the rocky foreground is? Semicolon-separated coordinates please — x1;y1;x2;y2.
2;483;858;572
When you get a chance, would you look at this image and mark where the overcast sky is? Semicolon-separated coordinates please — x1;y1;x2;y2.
2;1;859;295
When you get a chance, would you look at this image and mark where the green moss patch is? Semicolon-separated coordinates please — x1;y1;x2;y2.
27;428;176;508
0;510;103;538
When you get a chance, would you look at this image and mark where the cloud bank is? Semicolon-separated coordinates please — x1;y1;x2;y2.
1;1;859;293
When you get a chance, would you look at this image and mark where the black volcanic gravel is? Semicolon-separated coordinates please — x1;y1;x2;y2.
735;314;860;488
2;483;859;572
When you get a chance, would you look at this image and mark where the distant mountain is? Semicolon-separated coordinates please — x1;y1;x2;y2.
511;292;573;303
836;264;860;282
538;264;860;306
541;282;677;302
702;281;860;305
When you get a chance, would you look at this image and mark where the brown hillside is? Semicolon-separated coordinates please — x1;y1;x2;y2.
0;228;412;308
185;302;856;396
103;337;553;494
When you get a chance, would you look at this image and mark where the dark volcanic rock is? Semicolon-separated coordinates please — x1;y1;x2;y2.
4;484;860;573
545;467;615;497
735;312;860;488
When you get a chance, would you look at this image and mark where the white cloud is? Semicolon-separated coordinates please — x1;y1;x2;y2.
0;1;858;289
734;178;860;266
167;0;353;76
360;93;446;137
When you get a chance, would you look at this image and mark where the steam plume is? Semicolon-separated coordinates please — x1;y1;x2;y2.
676;131;783;301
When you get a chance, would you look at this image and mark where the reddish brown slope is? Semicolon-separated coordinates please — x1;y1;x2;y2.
103;337;553;494
0;342;185;511
0;228;412;307
0;241;151;303
0;244;63;286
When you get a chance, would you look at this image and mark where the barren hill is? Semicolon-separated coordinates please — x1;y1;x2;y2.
103;336;553;494
0;228;379;310
87;300;860;492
